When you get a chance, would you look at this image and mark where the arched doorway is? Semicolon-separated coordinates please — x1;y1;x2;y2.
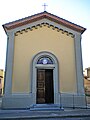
32;51;59;104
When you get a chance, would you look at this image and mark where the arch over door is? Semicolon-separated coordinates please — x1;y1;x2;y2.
32;51;59;104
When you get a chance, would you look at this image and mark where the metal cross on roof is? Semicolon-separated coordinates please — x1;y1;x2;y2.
42;3;48;11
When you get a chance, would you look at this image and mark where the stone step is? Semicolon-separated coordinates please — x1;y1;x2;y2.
30;104;64;111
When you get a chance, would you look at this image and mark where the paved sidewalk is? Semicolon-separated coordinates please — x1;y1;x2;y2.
0;108;90;119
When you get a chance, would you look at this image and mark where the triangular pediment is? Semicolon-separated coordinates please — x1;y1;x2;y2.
3;11;86;34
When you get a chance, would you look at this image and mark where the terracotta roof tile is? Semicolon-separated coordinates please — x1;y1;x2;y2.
3;11;86;34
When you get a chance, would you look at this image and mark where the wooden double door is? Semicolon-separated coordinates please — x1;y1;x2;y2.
36;69;54;104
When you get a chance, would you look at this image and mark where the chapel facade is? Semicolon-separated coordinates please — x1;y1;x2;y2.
2;11;86;109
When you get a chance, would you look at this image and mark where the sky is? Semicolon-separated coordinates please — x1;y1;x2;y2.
0;0;90;70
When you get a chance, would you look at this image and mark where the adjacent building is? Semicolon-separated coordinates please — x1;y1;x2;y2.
84;68;90;95
0;69;4;96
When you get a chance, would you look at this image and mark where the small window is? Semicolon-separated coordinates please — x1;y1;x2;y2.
37;57;53;64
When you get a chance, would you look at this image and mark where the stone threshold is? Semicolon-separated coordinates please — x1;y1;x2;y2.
29;104;64;111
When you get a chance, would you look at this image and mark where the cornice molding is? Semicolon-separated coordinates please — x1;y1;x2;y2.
3;11;86;34
15;22;74;38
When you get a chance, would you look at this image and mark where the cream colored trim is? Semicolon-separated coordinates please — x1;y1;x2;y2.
4;31;14;95
35;64;55;69
74;33;85;94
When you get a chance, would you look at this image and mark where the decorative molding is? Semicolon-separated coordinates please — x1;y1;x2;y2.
3;11;86;34
15;22;75;38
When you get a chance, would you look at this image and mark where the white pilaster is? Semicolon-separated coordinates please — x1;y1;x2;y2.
4;31;15;95
74;33;85;94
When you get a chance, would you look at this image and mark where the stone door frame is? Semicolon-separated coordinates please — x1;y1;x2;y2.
32;51;60;104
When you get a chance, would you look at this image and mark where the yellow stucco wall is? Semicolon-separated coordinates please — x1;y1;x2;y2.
12;25;77;93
